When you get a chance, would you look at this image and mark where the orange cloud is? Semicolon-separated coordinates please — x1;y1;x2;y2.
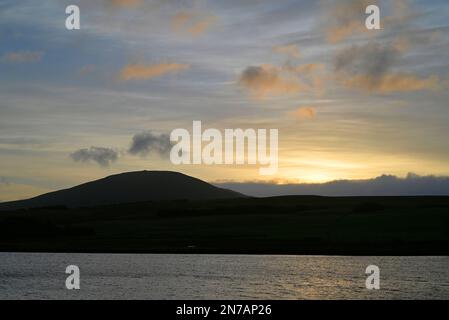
324;0;417;44
110;0;143;7
292;106;316;120
273;44;301;59
1;51;44;63
171;11;217;37
119;62;190;81
328;21;365;44
324;0;377;43
284;63;325;77
342;74;440;93
239;65;307;99
385;0;413;25
239;63;327;100
332;42;440;93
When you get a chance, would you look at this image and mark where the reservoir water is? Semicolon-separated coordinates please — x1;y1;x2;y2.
0;253;448;299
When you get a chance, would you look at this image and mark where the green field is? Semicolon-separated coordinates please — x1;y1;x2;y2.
1;196;449;255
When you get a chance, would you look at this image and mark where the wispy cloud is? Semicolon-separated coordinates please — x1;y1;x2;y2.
334;42;440;93
0;137;40;145
70;147;119;167
322;0;417;44
292;106;316;120
109;0;143;8
342;73;439;93
334;42;401;77
323;0;374;43
171;10;217;37
272;44;301;59
1;51;44;63
118;62;190;81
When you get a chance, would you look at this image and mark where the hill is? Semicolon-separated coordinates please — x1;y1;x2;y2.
0;171;244;210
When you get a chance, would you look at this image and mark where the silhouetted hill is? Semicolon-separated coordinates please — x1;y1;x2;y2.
0;171;245;210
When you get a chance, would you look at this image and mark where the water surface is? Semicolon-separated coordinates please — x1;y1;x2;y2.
0;253;448;299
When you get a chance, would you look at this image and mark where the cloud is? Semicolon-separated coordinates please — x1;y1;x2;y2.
285;63;325;75
273;44;301;59
239;63;326;99
285;63;327;95
0;137;40;145
1;51;44;63
171;11;217;37
343;74;439;93
109;0;143;7
323;0;375;43
333;43;440;93
292;106;316;120
334;43;400;79
119;62;190;81
70;147;119;167
216;173;449;197
128;131;172;157
323;0;418;44
239;65;307;99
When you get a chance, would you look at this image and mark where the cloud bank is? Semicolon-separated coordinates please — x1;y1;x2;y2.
216;174;449;197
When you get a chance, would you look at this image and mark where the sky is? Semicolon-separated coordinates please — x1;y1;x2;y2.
1;0;449;201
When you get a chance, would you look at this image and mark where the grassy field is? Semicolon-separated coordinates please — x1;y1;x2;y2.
1;196;449;255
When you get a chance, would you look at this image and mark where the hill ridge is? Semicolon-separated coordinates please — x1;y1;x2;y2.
0;170;245;210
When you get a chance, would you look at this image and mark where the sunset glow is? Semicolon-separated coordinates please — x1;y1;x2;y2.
1;0;449;201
